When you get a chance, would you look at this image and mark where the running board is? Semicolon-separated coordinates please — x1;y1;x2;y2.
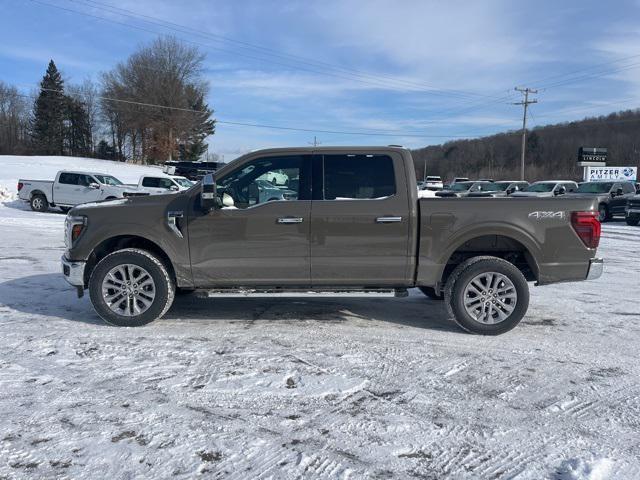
195;287;406;297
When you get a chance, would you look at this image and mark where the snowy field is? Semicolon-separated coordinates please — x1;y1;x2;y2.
0;156;639;479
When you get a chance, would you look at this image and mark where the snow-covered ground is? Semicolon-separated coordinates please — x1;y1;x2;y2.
0;156;639;479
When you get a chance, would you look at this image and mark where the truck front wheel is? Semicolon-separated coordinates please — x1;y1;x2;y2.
30;194;49;212
89;248;175;327
444;256;529;335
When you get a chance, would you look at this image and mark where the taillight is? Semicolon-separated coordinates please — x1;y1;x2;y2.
571;211;601;249
17;182;23;191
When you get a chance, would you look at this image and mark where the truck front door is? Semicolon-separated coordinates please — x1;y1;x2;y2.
188;154;312;287
55;173;102;205
310;153;411;286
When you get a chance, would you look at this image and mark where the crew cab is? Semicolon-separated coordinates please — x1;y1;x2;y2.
137;174;194;195
511;180;578;198
61;147;603;335
566;181;636;222
468;181;529;197
436;181;499;197
18;171;141;212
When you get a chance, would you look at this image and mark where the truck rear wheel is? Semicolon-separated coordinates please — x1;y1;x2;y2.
89;248;175;327
30;194;48;212
418;286;444;300
626;215;639;226
444;256;529;335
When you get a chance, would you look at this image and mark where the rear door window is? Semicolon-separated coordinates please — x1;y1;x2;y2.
321;154;396;200
142;177;160;188
58;173;79;185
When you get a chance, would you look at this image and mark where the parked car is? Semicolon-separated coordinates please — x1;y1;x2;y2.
566;181;636;221
17;171;141;212
468;181;529;197
423;176;444;190
510;181;578;198
162;161;220;180
137;174;194;195
436;181;498;197
61;146;602;335
625;194;640;225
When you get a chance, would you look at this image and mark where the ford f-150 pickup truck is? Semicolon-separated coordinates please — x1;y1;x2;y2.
61;147;603;335
18;171;141;212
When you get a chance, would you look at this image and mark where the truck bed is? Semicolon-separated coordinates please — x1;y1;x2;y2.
416;196;600;288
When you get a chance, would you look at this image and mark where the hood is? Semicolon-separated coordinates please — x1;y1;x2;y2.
510;191;554;197
435;190;461;197
71;191;177;214
467;191;506;198
565;192;609;201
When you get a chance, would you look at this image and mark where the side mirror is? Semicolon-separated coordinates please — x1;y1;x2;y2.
616;188;624;196
89;182;100;189
169;185;179;192
222;192;235;208
506;187;515;195
201;173;217;211
555;186;566;196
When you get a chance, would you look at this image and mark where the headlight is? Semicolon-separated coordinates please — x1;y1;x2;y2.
65;215;87;248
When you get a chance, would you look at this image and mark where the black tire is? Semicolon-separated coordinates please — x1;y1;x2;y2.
418;286;444;300
626;216;639;226
598;204;609;222
89;248;175;327
59;207;71;214
444;256;529;335
30;194;49;212
105;196;117;201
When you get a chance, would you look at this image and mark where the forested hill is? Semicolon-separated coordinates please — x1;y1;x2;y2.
411;109;640;182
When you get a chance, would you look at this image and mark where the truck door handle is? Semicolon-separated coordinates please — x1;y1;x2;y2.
277;217;304;224
376;216;402;223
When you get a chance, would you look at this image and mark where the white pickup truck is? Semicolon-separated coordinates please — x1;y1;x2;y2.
17;171;141;212
136;174;194;195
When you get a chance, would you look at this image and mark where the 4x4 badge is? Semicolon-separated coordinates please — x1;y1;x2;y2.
528;211;565;219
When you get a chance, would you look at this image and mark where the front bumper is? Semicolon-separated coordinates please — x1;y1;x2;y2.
61;255;86;287
586;257;604;280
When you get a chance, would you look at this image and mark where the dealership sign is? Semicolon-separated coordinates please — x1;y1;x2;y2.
586;166;637;181
578;147;607;164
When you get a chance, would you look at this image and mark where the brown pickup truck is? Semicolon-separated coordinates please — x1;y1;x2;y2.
61;147;603;334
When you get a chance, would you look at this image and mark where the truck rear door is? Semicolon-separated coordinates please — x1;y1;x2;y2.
310;152;411;286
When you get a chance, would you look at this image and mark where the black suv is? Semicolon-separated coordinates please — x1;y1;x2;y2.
567;181;636;221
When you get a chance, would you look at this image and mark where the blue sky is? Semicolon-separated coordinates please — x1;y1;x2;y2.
1;0;640;159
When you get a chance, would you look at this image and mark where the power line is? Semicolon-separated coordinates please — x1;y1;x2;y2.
28;0;498;102
70;0;503;101
14;88;489;139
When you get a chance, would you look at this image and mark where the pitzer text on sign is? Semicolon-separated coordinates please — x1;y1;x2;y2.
586;166;637;181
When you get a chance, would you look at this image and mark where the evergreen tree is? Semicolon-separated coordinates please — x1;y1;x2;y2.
180;95;215;160
64;95;92;156
31;60;66;155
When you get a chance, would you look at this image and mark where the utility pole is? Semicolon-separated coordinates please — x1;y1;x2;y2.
513;87;538;181
309;136;321;147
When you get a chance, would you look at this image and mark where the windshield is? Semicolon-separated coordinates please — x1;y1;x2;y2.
450;182;473;191
94;175;123;186
577;182;614;193
173;177;194;188
524;182;555;192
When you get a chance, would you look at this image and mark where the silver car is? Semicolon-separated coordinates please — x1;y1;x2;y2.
511;181;578;198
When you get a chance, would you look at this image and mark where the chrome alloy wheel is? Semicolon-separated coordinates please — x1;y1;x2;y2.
462;272;517;324
101;264;156;317
32;197;44;209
